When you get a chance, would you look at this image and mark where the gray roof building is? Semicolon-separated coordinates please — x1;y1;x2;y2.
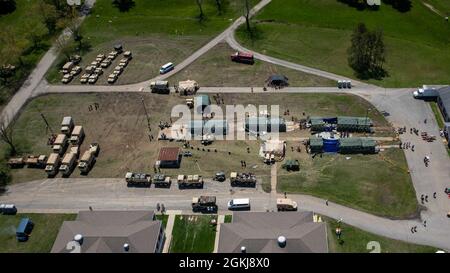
51;210;165;253
437;86;450;122
218;211;328;253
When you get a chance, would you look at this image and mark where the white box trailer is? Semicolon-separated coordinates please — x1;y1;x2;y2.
61;117;74;135
59;152;77;176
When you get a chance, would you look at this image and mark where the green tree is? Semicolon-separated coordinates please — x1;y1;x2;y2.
36;1;59;34
215;0;222;14
347;23;386;79
23;20;49;49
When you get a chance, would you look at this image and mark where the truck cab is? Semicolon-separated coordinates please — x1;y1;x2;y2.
192;196;218;213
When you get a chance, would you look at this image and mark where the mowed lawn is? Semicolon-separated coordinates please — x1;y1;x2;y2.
0;213;76;253
169;215;217;253
236;0;450;87
46;0;259;84
167;42;335;86
279;148;419;219
326;218;437;253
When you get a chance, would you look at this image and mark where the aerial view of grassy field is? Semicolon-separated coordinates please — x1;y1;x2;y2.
46;0;259;84
167;42;335;86
170;214;217;253
0;213;76;253
325;217;437;253
279;148;419;219
236;0;450;87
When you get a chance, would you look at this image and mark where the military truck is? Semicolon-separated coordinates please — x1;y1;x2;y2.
108;73;118;84
62;61;74;74
177;174;204;189
7;157;24;168
150;80;170;94
24;155;47;168
124;51;132;59
153;174;171;188
230;172;257;187
213;171;226;182
59;152;77;177
45;153;61;177
61;117;74;135
276;198;298;211
69;146;80;159
125;172;151;187
52;134;69;155
61;74;73;84
192;196;218;213
89;143;100;157
70;125;85;145
78;149;95;174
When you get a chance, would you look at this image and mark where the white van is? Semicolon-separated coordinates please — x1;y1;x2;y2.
159;62;174;74
228;198;250;210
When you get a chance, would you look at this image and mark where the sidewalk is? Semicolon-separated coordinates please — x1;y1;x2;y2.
162;210;182;253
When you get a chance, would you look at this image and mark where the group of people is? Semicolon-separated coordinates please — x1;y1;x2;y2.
400;141;414;151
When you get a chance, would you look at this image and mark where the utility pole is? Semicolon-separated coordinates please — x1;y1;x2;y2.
39;111;54;135
141;97;151;137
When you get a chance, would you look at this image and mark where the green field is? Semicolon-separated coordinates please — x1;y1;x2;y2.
46;0;259;84
236;0;450;87
0;213;76;253
279;148;419;219
326;218;437;253
167;42;335;87
169;215;217;253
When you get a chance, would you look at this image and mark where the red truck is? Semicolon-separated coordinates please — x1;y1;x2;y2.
230;51;254;64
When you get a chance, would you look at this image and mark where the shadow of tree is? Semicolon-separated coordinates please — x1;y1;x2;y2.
112;0;136;12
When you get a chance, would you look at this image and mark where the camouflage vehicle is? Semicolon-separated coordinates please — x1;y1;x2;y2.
24;155;47;168
152;174;171;188
192;196;218;213
61;74;73;84
125;172;151;187
108;73;118;84
7;157;24;168
177;174;204;189
230;172;256;187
